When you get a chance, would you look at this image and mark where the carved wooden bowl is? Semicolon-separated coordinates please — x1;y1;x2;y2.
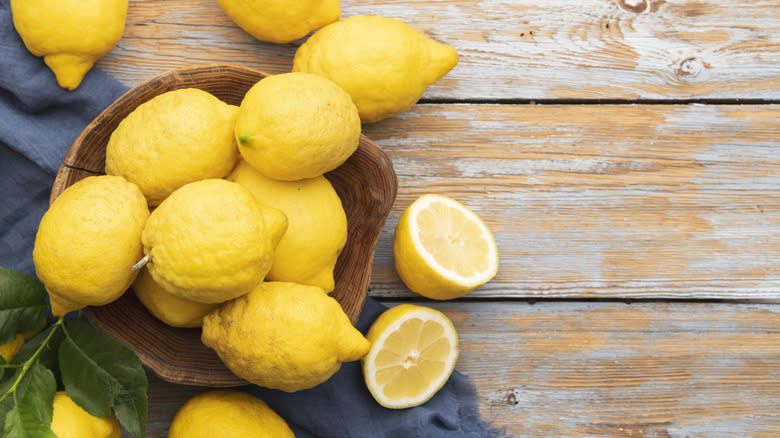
50;64;397;387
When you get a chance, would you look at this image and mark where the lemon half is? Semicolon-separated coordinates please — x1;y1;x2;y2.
362;304;459;409
393;194;498;300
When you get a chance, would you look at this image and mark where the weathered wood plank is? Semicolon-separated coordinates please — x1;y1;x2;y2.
361;104;780;299
135;301;780;437
98;0;780;100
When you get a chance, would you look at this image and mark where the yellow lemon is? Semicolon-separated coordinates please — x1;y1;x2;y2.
132;267;218;328
393;194;498;300
217;0;339;44
106;89;240;206
169;390;294;438
362;304;459;409
33;176;149;316
10;0;127;90
228;160;346;292
234;72;360;181
202;281;370;392
50;392;121;438
293;15;458;123
141;179;275;304
0;335;24;363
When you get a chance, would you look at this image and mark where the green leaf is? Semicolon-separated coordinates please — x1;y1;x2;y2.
59;320;147;438
0;369;32;433
3;404;57;438
0;267;48;344
19;363;55;427
12;327;63;386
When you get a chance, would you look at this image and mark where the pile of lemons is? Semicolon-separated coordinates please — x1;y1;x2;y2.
17;0;500;435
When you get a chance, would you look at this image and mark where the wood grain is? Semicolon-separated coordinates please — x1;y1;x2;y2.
362;104;780;300
134;301;780;438
97;0;780;100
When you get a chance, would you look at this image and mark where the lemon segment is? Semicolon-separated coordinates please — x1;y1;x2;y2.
363;304;459;409
393;194;498;300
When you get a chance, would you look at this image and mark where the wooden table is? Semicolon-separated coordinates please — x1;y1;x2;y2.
104;1;780;436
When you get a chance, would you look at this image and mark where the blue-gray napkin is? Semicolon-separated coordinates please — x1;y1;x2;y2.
0;2;496;436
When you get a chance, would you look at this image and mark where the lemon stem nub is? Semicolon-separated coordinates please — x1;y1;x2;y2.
132;254;151;271
238;134;253;146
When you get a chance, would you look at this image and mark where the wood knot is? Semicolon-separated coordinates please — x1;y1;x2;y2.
675;57;705;78
615;0;648;13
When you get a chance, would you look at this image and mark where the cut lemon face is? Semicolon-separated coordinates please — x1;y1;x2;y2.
393;194;498;300
362;304;459;409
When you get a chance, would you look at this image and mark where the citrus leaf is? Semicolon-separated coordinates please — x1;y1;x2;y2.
3;404;57;438
0;369;31;434
11;326;63;386
19;363;55;427
59;319;147;438
0;267;48;344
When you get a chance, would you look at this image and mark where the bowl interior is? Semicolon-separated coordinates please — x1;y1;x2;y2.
51;64;397;387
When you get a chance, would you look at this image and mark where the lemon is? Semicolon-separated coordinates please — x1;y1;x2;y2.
228;160;346;292
106;88;240;206
217;0;339;44
234;72;360;181
10;0;127;90
393;194;498;300
168;390;294;438
50;391;121;438
132;267;218;328
362;304;459;409
202;281;370;392
0;335;24;363
33;175;149;316
141;179;276;304
293;15;458;123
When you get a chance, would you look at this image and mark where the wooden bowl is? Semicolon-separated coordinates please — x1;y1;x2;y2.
51;64;397;387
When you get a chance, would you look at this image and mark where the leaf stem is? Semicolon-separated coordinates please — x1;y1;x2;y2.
0;316;65;404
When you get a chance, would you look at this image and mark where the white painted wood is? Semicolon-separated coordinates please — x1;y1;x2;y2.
97;0;780;100
360;104;780;299
132;301;780;437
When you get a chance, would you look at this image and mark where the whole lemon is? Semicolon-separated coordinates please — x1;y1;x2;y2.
141;179;275;304
11;0;127;90
50;391;121;438
217;0;340;44
228;160;347;292
293;15;458;123
168;390;294;438
106;89;240;206
234;72;360;181
202;281;370;392
33;176;149;316
132;267;218;328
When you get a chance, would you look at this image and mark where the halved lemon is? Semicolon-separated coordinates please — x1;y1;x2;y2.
362;304;459;409
393;194;498;300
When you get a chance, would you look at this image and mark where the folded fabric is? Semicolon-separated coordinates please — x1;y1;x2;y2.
0;0;127;276
0;2;497;435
